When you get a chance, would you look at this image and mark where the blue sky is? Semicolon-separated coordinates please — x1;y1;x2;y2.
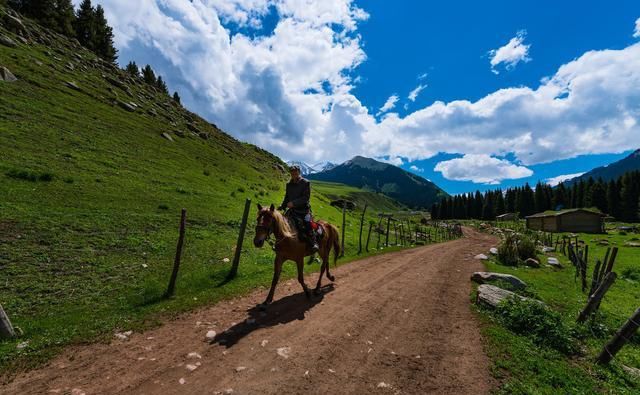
85;1;640;194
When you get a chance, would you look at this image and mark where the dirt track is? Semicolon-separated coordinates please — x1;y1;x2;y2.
3;228;496;395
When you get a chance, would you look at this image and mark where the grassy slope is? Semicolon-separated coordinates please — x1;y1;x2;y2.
0;12;415;374
473;222;640;394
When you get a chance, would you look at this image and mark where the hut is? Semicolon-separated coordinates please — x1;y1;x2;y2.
496;213;518;222
525;209;605;233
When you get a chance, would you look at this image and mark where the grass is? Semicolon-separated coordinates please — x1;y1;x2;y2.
470;220;640;393
0;11;445;377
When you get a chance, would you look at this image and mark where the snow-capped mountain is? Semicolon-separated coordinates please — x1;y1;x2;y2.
286;161;317;175
313;161;337;173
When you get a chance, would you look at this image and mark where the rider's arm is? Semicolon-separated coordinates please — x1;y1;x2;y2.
290;181;310;208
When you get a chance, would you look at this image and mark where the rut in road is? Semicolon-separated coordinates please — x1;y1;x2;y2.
2;228;496;395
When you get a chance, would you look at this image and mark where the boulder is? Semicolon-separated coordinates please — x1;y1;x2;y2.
524;258;540;268
117;100;136;112
471;272;527;290
624;242;640;248
476;284;541;309
489;247;498;255
0;34;17;48
174;130;186;138
547;257;562;268
0;67;17;82
2;14;27;36
474;254;489;260
541;246;555;253
161;132;174;142
198;132;209;140
187;123;202;134
64;81;81;91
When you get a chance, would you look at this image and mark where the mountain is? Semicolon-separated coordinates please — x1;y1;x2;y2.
308;156;448;208
286;160;317;175
565;149;640;185
313;161;337;173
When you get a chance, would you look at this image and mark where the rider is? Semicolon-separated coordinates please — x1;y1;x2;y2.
279;165;319;252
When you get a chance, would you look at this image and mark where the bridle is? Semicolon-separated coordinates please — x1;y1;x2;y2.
256;213;286;248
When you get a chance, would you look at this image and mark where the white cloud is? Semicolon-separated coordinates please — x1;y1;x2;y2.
434;155;533;184
95;2;640;169
378;156;404;166
489;30;531;74
634;17;640;38
378;94;399;114
408;84;426;102
409;165;424;172
545;172;585;187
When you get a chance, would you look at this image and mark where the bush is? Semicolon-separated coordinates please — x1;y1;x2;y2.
517;236;538;261
498;234;519;266
496;297;578;354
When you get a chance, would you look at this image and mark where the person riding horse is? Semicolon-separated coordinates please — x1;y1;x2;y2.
279;165;319;252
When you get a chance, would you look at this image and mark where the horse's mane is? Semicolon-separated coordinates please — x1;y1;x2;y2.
271;210;295;238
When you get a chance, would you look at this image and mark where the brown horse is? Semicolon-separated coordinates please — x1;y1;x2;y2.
253;204;340;307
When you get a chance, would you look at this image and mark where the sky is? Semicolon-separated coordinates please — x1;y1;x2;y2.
75;0;640;194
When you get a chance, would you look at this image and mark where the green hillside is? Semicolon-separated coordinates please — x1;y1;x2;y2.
309;156;449;208
0;8;410;374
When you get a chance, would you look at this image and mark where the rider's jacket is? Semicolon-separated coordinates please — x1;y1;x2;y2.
279;177;311;216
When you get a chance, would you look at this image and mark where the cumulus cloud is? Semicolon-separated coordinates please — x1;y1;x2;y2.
408;84;426;102
378;94;399;114
434;155;533;184
378;156;404;166
94;1;640;169
409;165;424;172
489;30;531;74
545;172;585;187
635;17;640;38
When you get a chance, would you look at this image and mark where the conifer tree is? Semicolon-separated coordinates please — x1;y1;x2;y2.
92;5;117;63
173;91;181;104
156;75;168;94
142;65;156;85
74;0;95;49
54;0;75;37
125;61;139;77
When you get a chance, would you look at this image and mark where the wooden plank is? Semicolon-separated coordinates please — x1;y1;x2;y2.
597;307;640;364
577;272;616;323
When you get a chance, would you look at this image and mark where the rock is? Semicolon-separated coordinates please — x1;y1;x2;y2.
187;352;202;359
235;366;246;372
70;389;85;395
476;284;541;308
547;257;562;268
474;254;489;260
489;247;498;255
161;132;174;142
625;242;640;248
187;123;202;134
198;132;209;140
377;382;391;388
0;66;17;82
205;330;216;341
123;330;133;336
3;14;27;35
0;34;17;48
186;364;198;372
64;81;81;91
622;365;640;379
117;100;136;112
471;272;527;289
541;246;555;253
105;75;126;89
179;378;186;385
174;130;186;138
524;258;540;268
276;347;291;359
16;341;29;350
114;333;128;341
66;62;74;71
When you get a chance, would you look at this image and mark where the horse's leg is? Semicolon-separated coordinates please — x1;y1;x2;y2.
296;258;311;299
325;238;335;282
314;253;328;294
263;256;284;306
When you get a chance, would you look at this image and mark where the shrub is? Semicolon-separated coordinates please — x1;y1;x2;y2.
498;234;519;266
621;267;640;281
517;236;538;261
496;297;578;354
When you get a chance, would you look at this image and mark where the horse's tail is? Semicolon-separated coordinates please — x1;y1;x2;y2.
330;224;341;267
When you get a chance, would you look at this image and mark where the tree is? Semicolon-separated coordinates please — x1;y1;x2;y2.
92;5;117;63
54;0;75;37
589;182;607;213
142;65;156;85
156;75;168;94
74;0;95;49
621;173;640;222
173;91;181;104
125;61;139;77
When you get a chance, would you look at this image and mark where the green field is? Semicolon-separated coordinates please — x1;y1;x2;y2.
473;221;640;394
0;14;432;376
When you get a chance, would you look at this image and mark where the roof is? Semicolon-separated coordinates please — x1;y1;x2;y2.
496;213;517;218
526;208;605;219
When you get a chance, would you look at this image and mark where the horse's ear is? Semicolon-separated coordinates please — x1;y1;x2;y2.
257;203;263;211
269;204;275;212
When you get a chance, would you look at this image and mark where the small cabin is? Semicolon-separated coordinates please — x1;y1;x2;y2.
526;209;605;233
496;213;518;222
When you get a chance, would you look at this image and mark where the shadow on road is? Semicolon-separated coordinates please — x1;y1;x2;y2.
210;284;335;348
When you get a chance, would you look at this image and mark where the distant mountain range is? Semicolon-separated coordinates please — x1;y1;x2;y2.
307;156;448;208
286;160;337;175
565;149;640;185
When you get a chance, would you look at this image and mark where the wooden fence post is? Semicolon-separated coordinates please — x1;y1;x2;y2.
577;272;617;323
228;199;251;279
165;208;187;297
365;222;373;252
340;204;346;257
596;307;640;364
385;216;391;247
0;304;16;339
393;222;398;246
357;204;368;254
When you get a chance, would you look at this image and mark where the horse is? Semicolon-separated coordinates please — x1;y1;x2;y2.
253;204;341;307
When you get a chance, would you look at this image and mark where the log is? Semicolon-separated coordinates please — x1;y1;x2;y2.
577;272;616;323
0;304;16;339
597;307;640;364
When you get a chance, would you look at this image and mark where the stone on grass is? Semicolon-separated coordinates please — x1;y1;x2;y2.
471;272;527;289
624;242;640;248
0;34;17;48
489;247;498;255
0;66;17;82
547;257;562;268
524;258;540;268
161;132;173;142
65;81;81;91
476;284;541;309
474;254;489;260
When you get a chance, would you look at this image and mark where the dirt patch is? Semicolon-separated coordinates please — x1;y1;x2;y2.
1;228;496;394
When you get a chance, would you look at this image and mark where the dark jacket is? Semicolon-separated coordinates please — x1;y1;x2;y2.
280;177;311;214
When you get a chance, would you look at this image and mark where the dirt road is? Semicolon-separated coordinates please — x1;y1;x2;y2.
3;228;496;395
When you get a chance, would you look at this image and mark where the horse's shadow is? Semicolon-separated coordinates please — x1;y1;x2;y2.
210;284;335;348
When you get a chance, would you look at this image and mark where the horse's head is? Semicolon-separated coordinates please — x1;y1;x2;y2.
254;203;276;248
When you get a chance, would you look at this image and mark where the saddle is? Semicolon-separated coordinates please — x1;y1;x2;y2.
287;213;324;242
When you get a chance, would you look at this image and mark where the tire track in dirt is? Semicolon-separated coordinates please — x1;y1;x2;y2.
2;228;496;395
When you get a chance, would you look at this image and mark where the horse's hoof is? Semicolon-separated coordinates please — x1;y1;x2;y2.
258;302;269;311
328;275;335;282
